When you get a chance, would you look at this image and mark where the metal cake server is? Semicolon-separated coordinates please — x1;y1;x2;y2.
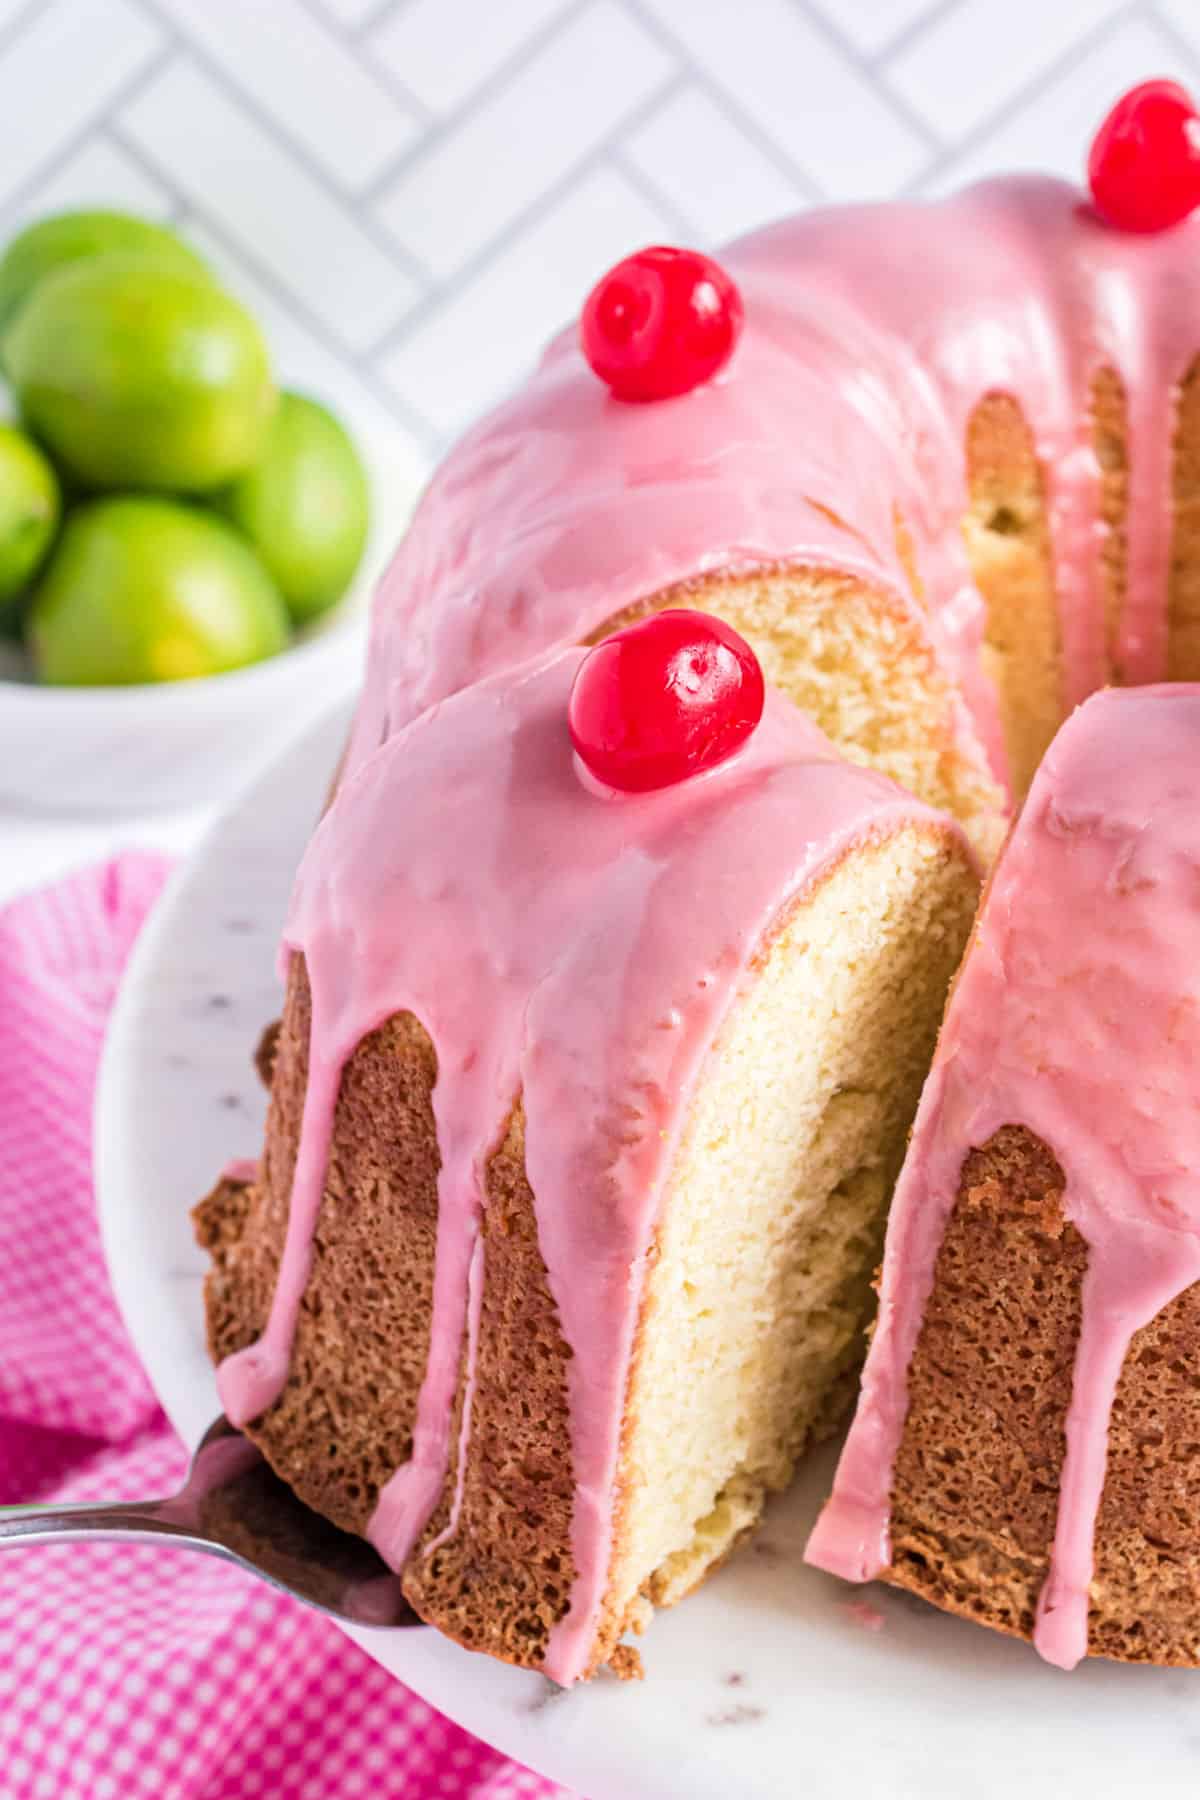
0;1414;419;1629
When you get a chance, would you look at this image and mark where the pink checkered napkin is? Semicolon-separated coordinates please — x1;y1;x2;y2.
0;855;575;1800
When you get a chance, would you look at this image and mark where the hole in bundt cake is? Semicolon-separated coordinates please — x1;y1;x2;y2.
963;392;1060;800
1169;355;1200;683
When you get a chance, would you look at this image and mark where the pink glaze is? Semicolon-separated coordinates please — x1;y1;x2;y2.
220;1158;259;1186
218;649;959;1684
806;685;1200;1669
346;177;1200;803
423;1237;484;1559
844;1599;885;1635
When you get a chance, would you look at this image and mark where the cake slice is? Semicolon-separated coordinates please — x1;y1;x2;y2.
808;684;1200;1668
196;640;977;1683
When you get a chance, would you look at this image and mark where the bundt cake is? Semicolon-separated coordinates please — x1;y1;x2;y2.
807;684;1200;1669
195;643;978;1683
196;101;1200;1680
345;174;1200;863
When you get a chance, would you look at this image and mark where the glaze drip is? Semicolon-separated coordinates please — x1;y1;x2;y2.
218;650;956;1684
806;685;1200;1669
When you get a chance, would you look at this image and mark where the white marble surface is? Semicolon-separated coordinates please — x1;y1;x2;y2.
93;700;1200;1800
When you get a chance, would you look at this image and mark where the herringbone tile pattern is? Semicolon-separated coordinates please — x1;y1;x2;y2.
1;0;1196;479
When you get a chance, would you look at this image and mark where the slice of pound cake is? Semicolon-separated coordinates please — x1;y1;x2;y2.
196;615;978;1683
808;684;1200;1668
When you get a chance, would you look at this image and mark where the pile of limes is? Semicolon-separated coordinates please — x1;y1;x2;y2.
0;209;369;685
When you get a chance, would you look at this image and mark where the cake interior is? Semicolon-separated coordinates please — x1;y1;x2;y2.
602;565;1006;867
602;827;978;1655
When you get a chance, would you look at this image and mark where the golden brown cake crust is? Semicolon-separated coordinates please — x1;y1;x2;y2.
1091;364;1127;679
886;1125;1200;1664
962;393;1061;799
1169;354;1200;680
196;956;441;1537
403;1100;583;1671
195;959;595;1675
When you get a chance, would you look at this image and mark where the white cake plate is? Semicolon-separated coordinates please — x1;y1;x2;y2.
95;700;1200;1800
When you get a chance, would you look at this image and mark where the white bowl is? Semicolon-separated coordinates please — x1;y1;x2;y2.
0;603;368;815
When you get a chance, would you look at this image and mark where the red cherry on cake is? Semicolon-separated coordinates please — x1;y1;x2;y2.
580;247;743;402
1088;80;1200;232
568;609;765;793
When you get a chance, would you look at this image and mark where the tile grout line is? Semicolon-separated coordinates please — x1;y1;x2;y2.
1141;2;1200;86
0;0;50;62
108;121;443;455
794;0;944;160
99;120;183;222
358;0;600;211
0;37;175;224
361;70;687;367
350;0;406;38
860;0;967;72
898;0;1143;195
291;0;436;126
619;0;826;202
608;145;702;242
132;0;433;296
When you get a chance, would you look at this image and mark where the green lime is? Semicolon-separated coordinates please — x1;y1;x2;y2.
29;496;289;686
0;423;59;634
214;391;369;624
7;254;276;493
0;209;210;347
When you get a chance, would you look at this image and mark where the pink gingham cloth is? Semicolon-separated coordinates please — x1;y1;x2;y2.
0;854;575;1800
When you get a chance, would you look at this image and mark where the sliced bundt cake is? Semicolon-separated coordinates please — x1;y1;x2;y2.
808;684;1200;1668
196;632;978;1683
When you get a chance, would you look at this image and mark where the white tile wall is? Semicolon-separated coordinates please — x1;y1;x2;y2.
0;0;162;208
639;0;933;196
1156;0;1200;58
884;0;1128;139
922;12;1197;194
148;0;421;189
5;138;172;232
624;87;800;240
369;0;566;116
0;0;1197;480
379;165;672;434
121;57;418;348
375;1;673;278
829;0;946;58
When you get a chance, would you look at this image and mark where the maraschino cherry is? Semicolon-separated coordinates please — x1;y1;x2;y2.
580;247;743;402
568;609;765;793
1088;80;1200;232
